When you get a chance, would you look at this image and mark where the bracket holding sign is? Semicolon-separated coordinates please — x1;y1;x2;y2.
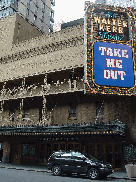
84;2;136;96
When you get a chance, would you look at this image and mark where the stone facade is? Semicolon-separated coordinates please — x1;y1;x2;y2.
0;13;136;168
0;13;43;57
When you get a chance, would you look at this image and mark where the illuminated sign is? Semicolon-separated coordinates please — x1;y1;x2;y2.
84;2;136;95
93;42;134;87
92;9;129;41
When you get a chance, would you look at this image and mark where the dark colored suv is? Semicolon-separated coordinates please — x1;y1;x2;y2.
47;151;114;180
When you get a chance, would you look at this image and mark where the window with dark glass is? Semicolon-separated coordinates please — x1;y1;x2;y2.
34;14;37;21
23;109;29;119
43;2;45;9
26;8;29;16
69;104;76;118
22;144;36;156
42;11;44;18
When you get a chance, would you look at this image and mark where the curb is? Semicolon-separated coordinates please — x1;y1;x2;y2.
0;166;51;173
108;176;136;180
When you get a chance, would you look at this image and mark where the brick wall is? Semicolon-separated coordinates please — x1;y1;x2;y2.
52;95;136;141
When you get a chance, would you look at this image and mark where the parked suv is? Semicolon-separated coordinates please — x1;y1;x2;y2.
47;151;113;180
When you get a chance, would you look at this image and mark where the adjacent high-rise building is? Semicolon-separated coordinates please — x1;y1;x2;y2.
95;0;136;8
0;0;55;34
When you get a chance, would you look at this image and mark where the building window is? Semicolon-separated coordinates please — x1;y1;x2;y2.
42;11;44;18
43;2;45;9
34;14;36;20
26;8;29;16
50;11;54;18
22;144;36;156
23;109;29;119
69;104;76;118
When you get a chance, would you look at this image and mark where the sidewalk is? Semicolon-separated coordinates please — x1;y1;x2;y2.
0;162;136;180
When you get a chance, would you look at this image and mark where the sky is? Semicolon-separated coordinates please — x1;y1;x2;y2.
53;0;95;23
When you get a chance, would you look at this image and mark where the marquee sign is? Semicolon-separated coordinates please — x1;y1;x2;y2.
94;42;134;88
92;9;129;42
84;2;136;95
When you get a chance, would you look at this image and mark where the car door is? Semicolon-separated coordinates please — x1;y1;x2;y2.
60;153;73;172
71;154;87;173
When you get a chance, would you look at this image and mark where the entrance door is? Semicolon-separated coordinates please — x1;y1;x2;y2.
106;144;113;164
115;144;122;169
21;144;36;165
46;144;51;161
67;144;74;151
96;144;104;161
88;144;95;157
39;144;45;163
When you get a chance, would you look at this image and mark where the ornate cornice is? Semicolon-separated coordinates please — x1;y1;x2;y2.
0;24;84;64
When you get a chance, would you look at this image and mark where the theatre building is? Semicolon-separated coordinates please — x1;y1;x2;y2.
0;8;136;171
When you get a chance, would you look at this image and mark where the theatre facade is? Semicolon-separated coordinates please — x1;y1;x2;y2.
0;6;136;171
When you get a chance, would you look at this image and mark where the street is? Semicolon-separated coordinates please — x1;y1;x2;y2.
0;168;134;182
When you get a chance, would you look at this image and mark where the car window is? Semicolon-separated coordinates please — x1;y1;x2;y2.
72;156;85;160
61;153;72;158
72;152;85;157
72;152;86;160
52;152;64;157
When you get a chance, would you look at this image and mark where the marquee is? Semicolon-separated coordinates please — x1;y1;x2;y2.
84;2;136;95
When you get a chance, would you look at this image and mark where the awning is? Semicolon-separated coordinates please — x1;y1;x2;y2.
0;119;126;136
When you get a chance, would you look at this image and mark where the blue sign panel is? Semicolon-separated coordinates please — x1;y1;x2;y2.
93;42;134;87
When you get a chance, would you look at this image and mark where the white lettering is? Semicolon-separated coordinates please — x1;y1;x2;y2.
99;46;106;55
116;59;122;68
106;48;114;56
118;71;126;80
111;70;118;80
94;16;101;23
114;48;121;57
104;70;110;79
106;58;115;67
122;49;128;58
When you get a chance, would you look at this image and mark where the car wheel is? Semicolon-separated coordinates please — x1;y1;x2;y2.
88;168;99;180
52;165;62;176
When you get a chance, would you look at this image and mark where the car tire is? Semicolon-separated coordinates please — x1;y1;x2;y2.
52;165;62;176
88;168;99;180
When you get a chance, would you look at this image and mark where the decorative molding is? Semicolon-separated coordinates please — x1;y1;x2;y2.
0;44;84;82
0;25;84;64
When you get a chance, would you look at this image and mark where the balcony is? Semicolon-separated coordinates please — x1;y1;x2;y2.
0;78;84;101
0;84;43;100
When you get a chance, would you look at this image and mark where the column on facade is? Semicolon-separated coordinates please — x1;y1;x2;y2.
42;95;47;123
19;98;24;123
2;82;6;100
2;141;10;163
43;74;49;94
22;78;25;92
0;100;4;122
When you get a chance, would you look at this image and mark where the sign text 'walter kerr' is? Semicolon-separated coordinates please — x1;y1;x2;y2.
93;42;134;87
